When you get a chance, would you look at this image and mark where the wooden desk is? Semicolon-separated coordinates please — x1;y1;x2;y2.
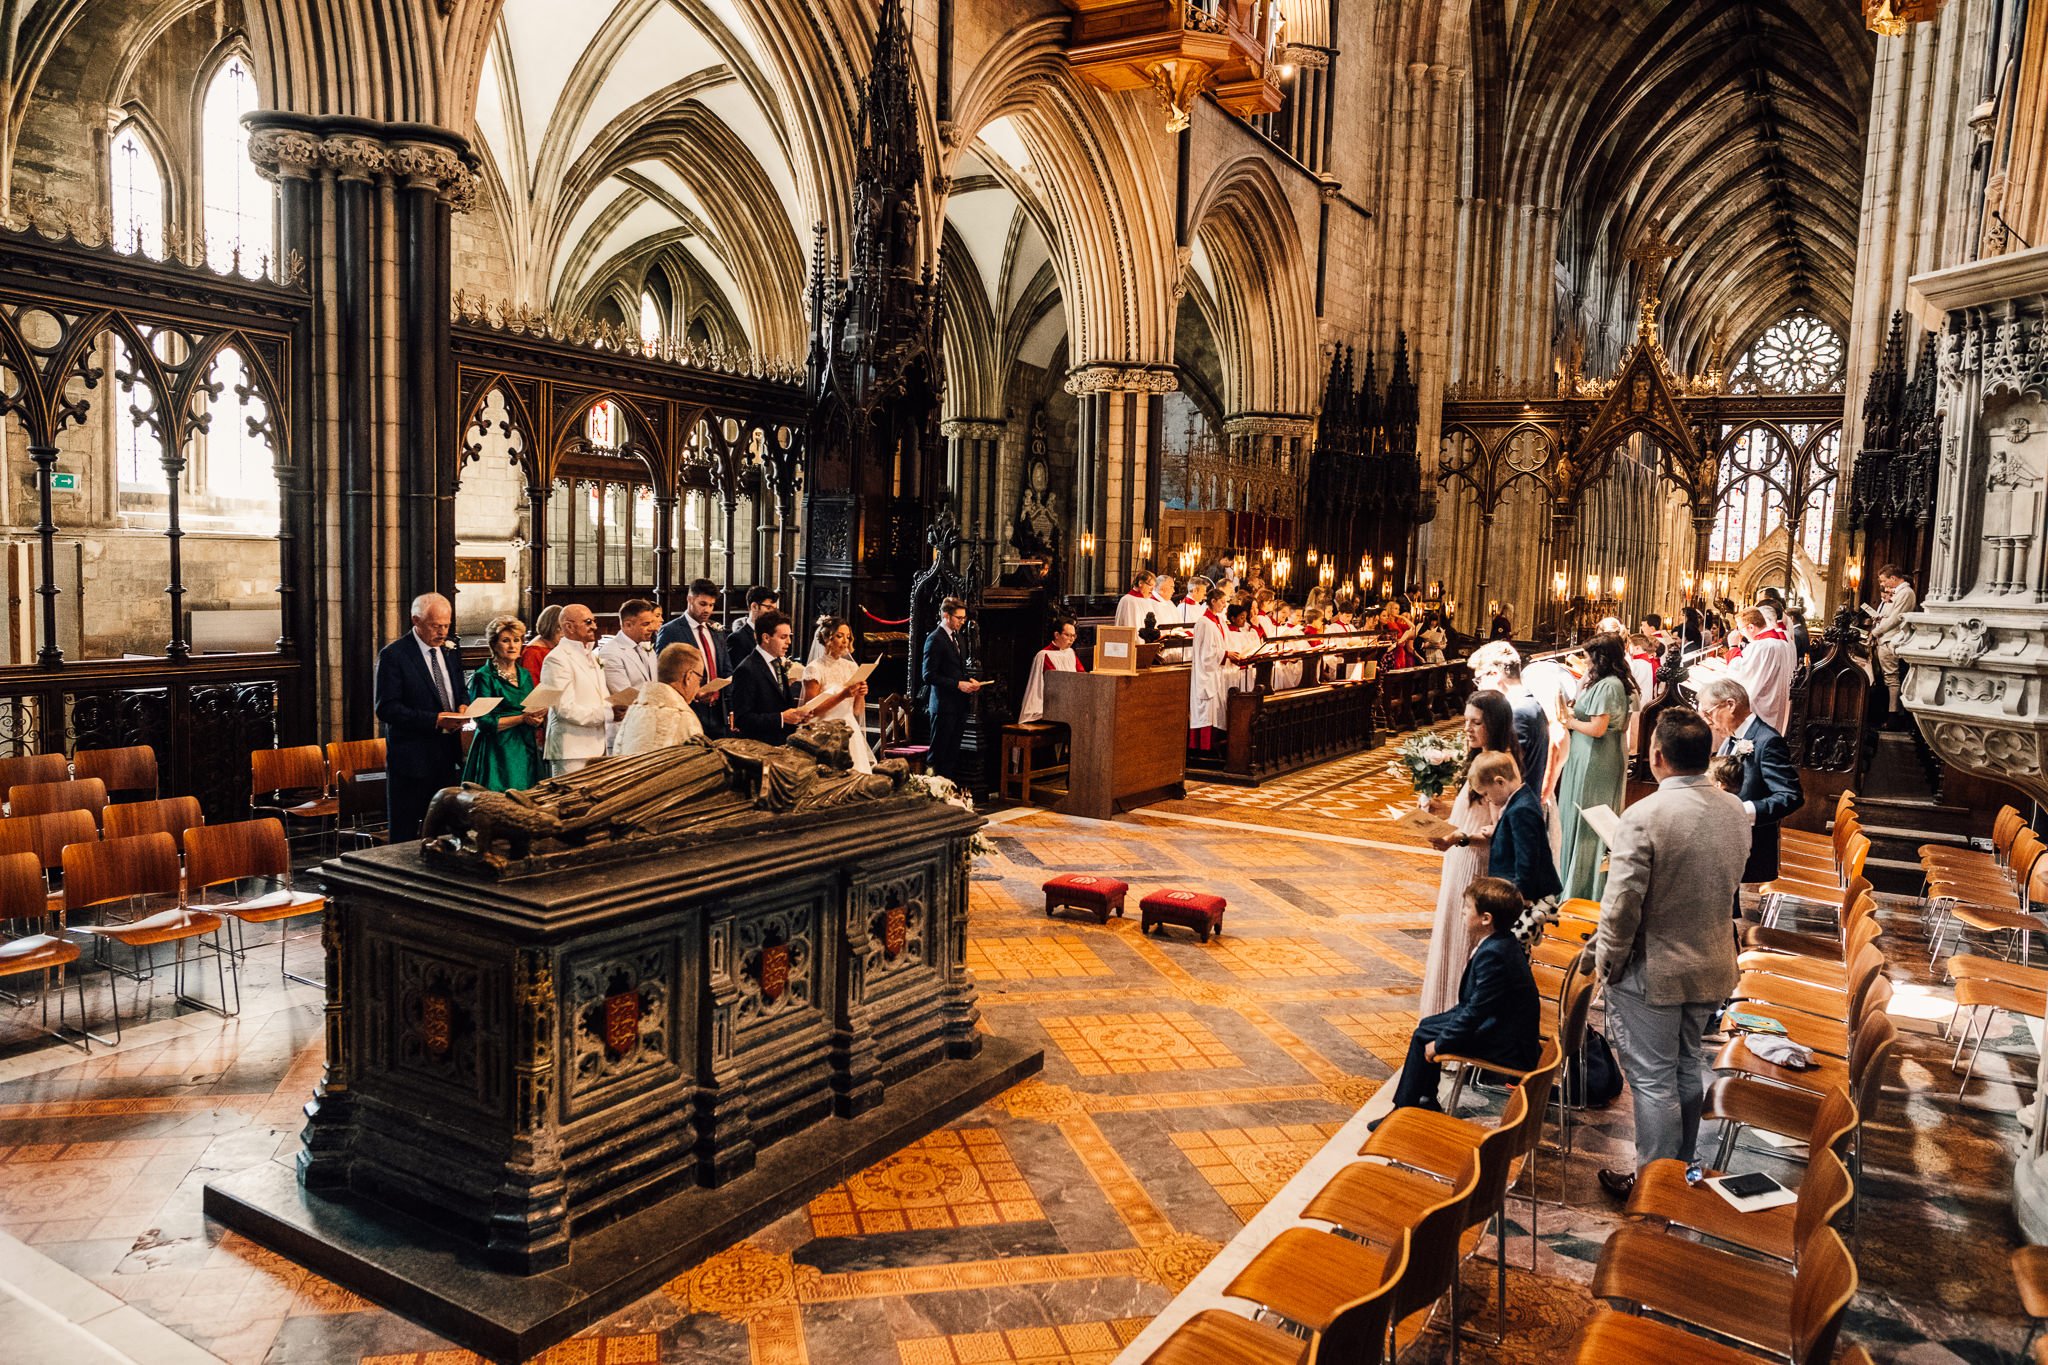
1042;666;1188;819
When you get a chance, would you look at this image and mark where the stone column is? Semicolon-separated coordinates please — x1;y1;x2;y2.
1065;366;1175;595
941;417;1004;558
249;115;476;741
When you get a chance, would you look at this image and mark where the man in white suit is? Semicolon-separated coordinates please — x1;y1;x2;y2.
540;603;616;776
1593;706;1752;1201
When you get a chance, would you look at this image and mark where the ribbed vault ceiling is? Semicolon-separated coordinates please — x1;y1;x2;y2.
1473;0;1873;370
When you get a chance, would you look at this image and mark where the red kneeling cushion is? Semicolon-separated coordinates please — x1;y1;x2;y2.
1139;889;1227;918
1044;874;1130;904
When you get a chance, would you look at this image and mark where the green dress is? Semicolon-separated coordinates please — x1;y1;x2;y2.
461;662;542;792
1557;673;1631;901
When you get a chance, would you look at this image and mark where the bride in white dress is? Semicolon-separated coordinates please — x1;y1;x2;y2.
802;617;875;772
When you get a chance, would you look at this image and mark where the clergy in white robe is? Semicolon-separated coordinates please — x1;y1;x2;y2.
1224;604;1263;693
1114;572;1159;631
1017;621;1086;723
1188;589;1231;749
1150;574;1191;661
1269;610;1305;690
1726;605;1796;733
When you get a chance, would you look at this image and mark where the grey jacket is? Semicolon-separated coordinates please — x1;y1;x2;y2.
1594;775;1750;1005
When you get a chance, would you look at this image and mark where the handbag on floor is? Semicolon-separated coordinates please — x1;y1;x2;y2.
1565;1025;1624;1108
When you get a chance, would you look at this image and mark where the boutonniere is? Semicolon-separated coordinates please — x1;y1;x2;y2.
1733;739;1755;757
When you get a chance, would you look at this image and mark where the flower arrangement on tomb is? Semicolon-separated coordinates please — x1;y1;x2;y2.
1390;731;1469;799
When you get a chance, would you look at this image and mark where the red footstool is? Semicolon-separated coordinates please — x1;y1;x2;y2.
1043;874;1129;925
1140;889;1228;942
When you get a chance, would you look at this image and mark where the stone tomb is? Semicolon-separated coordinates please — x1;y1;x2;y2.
206;731;1042;1362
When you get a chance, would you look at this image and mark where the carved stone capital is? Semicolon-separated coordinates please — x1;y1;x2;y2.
246;127;324;181
1278;43;1330;70
386;141;477;207
1063;364;1178;397
1223;414;1317;440
322;135;389;182
941;418;1005;441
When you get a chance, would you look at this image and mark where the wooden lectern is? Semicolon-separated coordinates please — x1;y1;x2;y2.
1041;665;1189;819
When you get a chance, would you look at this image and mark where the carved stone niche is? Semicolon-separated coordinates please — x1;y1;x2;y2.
1905;244;2048;1241
1901;247;2048;809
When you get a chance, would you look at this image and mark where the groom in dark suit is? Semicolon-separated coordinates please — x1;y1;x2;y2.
726;610;804;744
1695;674;1803;886
373;591;471;841
922;597;982;782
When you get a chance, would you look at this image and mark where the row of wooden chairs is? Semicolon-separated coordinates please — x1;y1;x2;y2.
1582;810;1880;1363
1920;804;2048;1095
0;817;322;1051
252;739;387;846
1146;1041;1565;1364
0;745;158;806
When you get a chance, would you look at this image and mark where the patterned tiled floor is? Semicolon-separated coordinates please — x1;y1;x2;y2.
0;739;2034;1363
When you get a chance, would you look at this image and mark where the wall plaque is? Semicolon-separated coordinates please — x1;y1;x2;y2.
456;556;508;584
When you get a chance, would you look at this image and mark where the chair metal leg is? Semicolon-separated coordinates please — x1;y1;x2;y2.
278;915;324;990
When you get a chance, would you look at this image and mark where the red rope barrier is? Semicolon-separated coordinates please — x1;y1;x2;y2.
860;605;911;626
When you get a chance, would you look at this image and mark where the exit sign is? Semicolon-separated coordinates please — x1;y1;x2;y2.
50;472;76;491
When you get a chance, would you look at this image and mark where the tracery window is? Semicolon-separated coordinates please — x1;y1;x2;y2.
202;55;273;275
198;347;279;518
1708;424;1837;568
586;399;620;450
638;292;661;348
1728;314;1845;396
109;123;165;259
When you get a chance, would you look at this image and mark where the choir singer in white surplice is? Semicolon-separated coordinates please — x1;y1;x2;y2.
1017;619;1085;724
1188;585;1231;752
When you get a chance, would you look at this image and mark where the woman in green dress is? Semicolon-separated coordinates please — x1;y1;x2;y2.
1556;632;1638;900
462;613;544;791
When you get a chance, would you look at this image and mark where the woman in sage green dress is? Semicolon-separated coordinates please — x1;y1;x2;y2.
1555;632;1638;900
462;613;544;791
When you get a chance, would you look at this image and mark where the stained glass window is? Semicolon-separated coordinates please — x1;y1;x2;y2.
638;292;661;348
1728;314;1845;395
586;399;619;450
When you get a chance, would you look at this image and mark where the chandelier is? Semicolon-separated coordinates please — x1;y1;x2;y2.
1864;0;1943;35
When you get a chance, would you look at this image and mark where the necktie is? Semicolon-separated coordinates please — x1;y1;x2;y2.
699;623;717;680
429;646;453;710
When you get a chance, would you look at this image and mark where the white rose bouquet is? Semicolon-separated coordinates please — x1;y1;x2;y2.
1390;730;1469;800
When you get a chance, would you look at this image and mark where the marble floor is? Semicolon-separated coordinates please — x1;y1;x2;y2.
0;743;2035;1364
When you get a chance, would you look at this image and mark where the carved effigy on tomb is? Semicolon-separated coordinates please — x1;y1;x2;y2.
418;721;908;870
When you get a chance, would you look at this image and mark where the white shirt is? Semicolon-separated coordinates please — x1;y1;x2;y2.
416;633;456;711
1114;591;1157;631
540;639;611;761
1728;631;1796;734
612;681;704;756
1018;646;1082;724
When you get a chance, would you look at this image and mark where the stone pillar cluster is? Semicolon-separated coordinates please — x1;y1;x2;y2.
1064;365;1175;593
941;417;1005;559
247;115;476;738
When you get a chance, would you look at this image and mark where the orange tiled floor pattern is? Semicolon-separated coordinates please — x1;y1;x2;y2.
2;736;2033;1363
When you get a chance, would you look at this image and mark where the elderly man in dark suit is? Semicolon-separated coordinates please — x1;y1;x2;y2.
1593;707;1752;1201
726;609;805;744
922;596;983;783
373;591;471;841
1694;674;1804;891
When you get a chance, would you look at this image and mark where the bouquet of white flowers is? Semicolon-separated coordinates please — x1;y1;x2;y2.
1390;730;1469;800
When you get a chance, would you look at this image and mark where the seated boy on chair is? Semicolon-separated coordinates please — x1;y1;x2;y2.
1378;875;1542;1121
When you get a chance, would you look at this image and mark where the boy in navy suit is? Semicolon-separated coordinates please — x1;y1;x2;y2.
1380;875;1542;1117
1474;748;1563;905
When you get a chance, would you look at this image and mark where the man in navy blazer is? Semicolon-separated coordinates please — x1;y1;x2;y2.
922;596;983;783
373;591;470;841
656;578;732;738
1694;675;1803;886
726;610;805;743
1383;876;1542;1113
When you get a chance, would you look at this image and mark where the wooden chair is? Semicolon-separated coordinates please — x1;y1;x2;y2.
1729;941;1885;1029
1951;975;2048;1098
73;745;159;802
64;831;236;1023
2014;1245;2048;1363
1757;834;1869;927
1223;1151;1482;1362
103;796;205;845
1713;1013;1897;1112
1584;1225;1856;1365
1779;790;1858;860
998;723;1069;804
1735;911;1881;990
0;850;98;1050
0;752;67;798
1926;829;2044;958
1919;802;2023;881
9;777;109;827
1729;968;1891;1062
1144;1234;1407;1364
1741;884;1875;962
326;738;387;782
1626;1088;1857;1263
1934;845;2048;968
876;694;930;773
186;818;325;991
250;744;339;847
1307;1091;1530;1346
0;808;101;927
1774;809;1861;879
327;737;389;847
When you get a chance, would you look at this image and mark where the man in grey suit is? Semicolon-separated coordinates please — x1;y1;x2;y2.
1869;563;1917;726
1593;706;1752;1201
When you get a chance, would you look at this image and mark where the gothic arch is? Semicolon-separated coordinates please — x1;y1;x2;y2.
1186;155;1320;414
